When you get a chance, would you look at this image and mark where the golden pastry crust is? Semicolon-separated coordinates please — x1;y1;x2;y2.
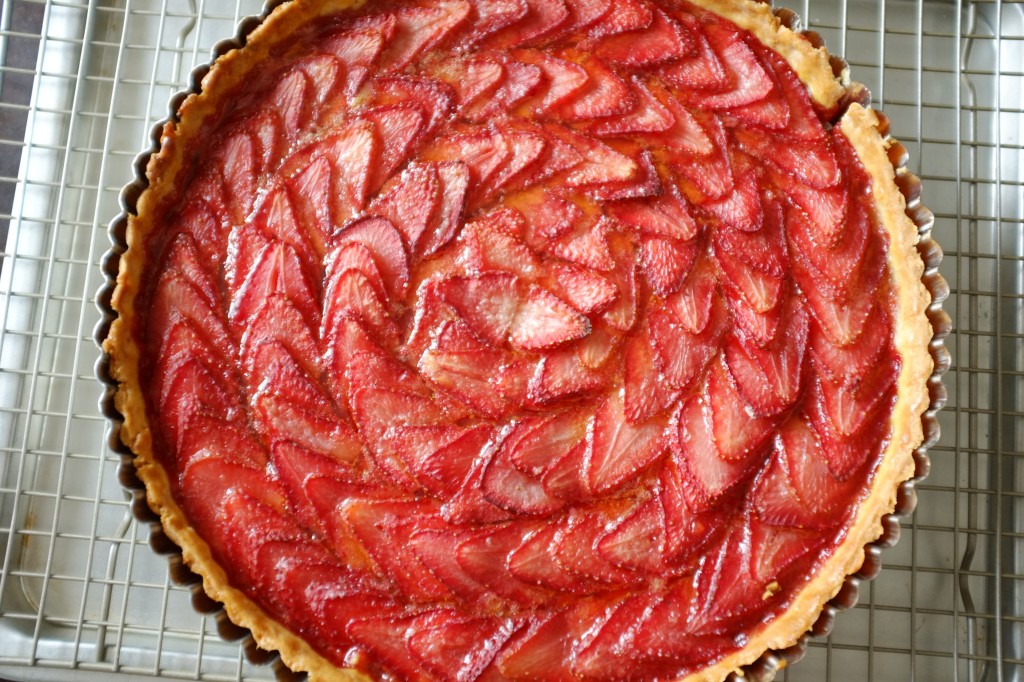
103;1;937;680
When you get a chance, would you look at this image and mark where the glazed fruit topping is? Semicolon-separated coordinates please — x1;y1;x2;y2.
139;0;902;679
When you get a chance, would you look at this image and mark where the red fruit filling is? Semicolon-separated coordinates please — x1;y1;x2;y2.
135;0;903;679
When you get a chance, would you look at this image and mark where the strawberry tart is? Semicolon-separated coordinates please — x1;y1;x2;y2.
103;0;945;679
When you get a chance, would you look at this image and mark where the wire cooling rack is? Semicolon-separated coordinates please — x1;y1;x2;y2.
0;0;1020;680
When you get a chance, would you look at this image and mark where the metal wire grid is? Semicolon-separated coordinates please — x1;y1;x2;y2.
0;0;1019;680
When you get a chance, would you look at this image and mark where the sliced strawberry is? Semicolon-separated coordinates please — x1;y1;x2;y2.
347;615;425;680
722;291;782;349
623;330;679;424
443;54;506;107
759;46;829;140
295;53;342;110
180;457;284;547
247;108;283;174
816;358;899;439
571;593;666;679
548;215;614;271
787;194;870;300
342;498;452;601
593;8;690;68
810;307;889;384
796;240;885;347
575;321;619;368
658;457;725;563
287;155;332;252
326;241;388;305
541;439;591;502
319;119;378;223
322;268;397;344
420;319;513;418
439;272;522;346
410;526;495;603
736;126;840;190
558;0;611;36
217;491;306;588
457;523;549;605
648;299;723;391
485;0;570;48
724;300;808;416
704;356;774;462
638;235;697;297
525;348;606;405
457;0;529;49
608;182;698;241
421;161;471;257
512;188;584;245
549;128;637;188
509;286;589;351
597;496;666;574
753;416;860;529
555;512;640;585
482;445;565;516
586;0;651;38
347;348;429;398
672;114;734;202
270;69;311;135
175;199;226;268
228;242;319;330
515;49;589;114
487;129;549;195
408;612;518;682
175;414;265;472
427;126;511;191
715;244;785;314
599;234;638;331
670;397;757;512
218;131;256;225
460;211;540;278
702;162;763;232
658;12;726;92
381;1;471;71
503;411;588;477
321;313;388;396
324;23;391;94
746;516;822;586
551;262;617;313
392;423;492;497
239;294;320;381
471;60;544;120
443;459;520;526
507;524;583;592
153;333;238;444
782;176;848;248
662;260;717;334
350;385;445;444
585;149;662;202
372;75;455;138
647;79;715;156
157;232;219;307
688;26;774;110
369;162;441;252
249;184;318;270
557;57;635;121
361;104;425;193
714;196;788;278
588;392;667;494
805;390;889;481
336;215;411;301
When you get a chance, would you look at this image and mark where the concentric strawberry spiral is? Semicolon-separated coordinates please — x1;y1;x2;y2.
138;0;900;678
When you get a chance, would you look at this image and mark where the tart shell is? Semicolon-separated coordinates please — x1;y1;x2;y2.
96;1;952;680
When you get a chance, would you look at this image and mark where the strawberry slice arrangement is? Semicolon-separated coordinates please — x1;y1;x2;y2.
106;0;937;680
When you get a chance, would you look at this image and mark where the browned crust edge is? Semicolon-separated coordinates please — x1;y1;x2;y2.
99;1;940;681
